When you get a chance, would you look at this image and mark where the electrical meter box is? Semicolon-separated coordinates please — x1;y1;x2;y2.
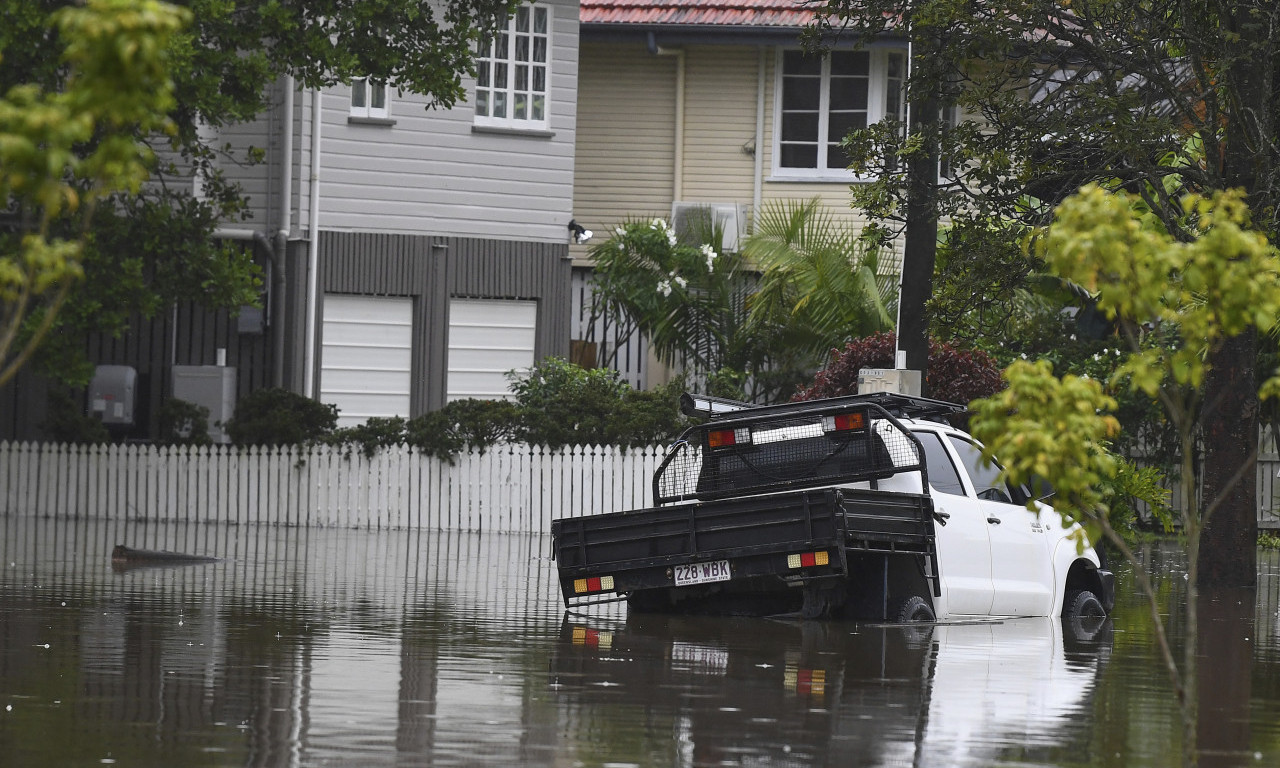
172;365;236;444
857;368;922;396
89;365;137;425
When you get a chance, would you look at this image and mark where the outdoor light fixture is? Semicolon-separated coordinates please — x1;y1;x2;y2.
568;219;593;244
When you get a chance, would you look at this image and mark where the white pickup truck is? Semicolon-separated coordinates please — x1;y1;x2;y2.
551;392;1114;621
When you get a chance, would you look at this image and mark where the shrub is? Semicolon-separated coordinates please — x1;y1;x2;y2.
43;390;110;444
225;387;337;446
157;398;212;446
325;416;407;457
405;398;521;460
793;332;1004;406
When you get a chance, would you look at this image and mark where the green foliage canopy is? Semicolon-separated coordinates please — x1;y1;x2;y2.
0;0;188;387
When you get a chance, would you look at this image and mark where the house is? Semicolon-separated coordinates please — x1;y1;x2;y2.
570;0;908;388
0;0;583;439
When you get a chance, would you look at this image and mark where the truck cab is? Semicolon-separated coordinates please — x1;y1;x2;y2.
551;392;1114;622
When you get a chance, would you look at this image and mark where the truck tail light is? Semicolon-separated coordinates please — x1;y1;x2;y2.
787;551;830;569
822;412;866;433
707;427;751;449
573;575;615;594
571;626;614;650
785;665;826;697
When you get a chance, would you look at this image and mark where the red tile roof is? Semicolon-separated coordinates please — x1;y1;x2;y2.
580;0;817;28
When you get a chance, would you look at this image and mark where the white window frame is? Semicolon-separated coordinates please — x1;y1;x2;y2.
771;47;908;181
474;3;552;131
350;77;390;119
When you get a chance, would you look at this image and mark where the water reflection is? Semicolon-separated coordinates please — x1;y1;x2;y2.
1;516;1279;766
550;613;1109;767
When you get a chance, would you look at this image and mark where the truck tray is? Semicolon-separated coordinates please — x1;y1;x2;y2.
552;487;937;604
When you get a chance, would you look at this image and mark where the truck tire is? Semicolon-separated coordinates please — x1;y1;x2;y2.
892;595;936;623
1062;589;1108;642
1062;589;1105;618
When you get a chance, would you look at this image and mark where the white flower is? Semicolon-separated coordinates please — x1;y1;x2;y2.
700;244;718;271
1069;334;1077;341
651;218;668;230
1092;353;1101;361
667;230;677;247
657;279;672;297
673;275;688;289
1019;353;1027;359
615;226;626;237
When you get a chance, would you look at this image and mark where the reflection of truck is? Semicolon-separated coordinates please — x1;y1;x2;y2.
550;392;1114;620
551;611;1110;767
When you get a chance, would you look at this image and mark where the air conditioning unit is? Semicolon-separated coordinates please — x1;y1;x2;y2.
670;202;748;252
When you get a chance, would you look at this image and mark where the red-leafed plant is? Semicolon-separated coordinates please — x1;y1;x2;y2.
793;332;1004;406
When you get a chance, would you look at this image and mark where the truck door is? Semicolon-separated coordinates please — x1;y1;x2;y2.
945;435;1055;616
914;430;994;615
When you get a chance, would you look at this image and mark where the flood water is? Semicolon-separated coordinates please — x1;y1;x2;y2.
2;516;1280;767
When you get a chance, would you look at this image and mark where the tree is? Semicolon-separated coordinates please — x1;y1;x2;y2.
742;198;896;360
583;216;759;391
812;0;1278;587
0;0;189;387
791;331;1003;406
969;185;1280;767
1;0;519;385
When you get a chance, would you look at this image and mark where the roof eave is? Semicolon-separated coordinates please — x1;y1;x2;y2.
580;22;908;48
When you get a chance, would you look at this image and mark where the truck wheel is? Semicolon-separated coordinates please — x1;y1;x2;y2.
892;595;936;623
1062;589;1105;618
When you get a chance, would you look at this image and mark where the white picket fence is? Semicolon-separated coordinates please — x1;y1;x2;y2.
0;441;666;533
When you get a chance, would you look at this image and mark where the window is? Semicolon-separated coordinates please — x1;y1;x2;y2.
775;48;907;178
350;78;389;119
475;4;550;130
914;431;966;496
947;435;1022;505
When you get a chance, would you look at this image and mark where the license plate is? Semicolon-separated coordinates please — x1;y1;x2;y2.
673;560;732;586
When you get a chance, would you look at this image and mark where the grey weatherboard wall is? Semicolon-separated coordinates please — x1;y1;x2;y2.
318;231;571;413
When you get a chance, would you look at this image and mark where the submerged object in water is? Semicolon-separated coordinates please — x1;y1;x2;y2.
111;544;220;571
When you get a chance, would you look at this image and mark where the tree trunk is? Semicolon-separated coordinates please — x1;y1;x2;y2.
1198;332;1259;587
898;32;941;394
1198;0;1273;588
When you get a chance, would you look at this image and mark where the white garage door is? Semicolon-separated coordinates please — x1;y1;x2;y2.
447;298;537;401
320;295;413;427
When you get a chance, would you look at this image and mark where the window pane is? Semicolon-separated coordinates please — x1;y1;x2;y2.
780;144;818;168
494;62;508;88
830;50;869;76
947;435;1012;501
475;91;489;116
515;93;526;119
532;66;545;93
782;50;821;76
781;77;821;110
915;432;966;495
371;83;386;110
351;78;367;108
828;141;852;170
888;52;905;79
532;95;545;120
781;112;819;142
828;111;867;140
516;64;528;91
516;36;528;63
494;91;507;118
533;37;546;64
829;77;869;110
476;61;490;87
533;7;547;33
516;6;529;32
